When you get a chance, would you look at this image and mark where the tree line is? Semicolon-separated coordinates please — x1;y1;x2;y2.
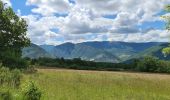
28;56;170;73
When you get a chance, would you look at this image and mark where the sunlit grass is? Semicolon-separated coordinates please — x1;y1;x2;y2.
23;69;170;100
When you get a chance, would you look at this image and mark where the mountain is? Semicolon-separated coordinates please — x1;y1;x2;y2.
130;43;170;60
41;41;166;63
40;45;55;53
80;41;163;61
22;44;54;59
23;41;169;63
51;43;119;63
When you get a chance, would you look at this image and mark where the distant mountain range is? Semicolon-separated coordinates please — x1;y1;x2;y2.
22;41;169;63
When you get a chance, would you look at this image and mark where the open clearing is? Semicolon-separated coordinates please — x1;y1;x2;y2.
23;68;170;100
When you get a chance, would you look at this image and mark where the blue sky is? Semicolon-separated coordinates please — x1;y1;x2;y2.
11;0;32;15
3;0;170;45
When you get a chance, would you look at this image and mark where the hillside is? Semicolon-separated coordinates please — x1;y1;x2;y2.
51;43;119;62
23;41;169;63
80;41;163;61
41;41;165;62
130;43;170;60
22;44;54;59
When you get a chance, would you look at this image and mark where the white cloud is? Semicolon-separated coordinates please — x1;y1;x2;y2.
57;6;111;34
22;0;170;45
76;0;121;15
124;30;169;42
26;0;71;16
110;12;140;33
22;15;62;45
76;0;170;22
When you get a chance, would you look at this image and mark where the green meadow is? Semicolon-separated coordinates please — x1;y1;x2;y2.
23;69;170;100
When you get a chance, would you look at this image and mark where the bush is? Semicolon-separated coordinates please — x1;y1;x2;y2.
135;56;170;73
2;55;29;69
0;65;22;100
23;82;42;100
0;66;22;88
10;69;22;88
136;56;160;72
0;90;12;100
157;60;170;73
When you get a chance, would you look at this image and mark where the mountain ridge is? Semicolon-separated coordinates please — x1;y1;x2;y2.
22;41;169;63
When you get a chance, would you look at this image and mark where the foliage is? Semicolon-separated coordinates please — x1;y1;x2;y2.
165;4;170;12
0;65;41;100
1;51;29;69
161;4;170;31
0;90;12;100
136;56;160;72
0;65;21;100
22;82;42;100
30;57;170;73
162;4;170;55
162;47;170;57
0;65;22;88
32;57;129;71
0;0;30;69
134;56;170;73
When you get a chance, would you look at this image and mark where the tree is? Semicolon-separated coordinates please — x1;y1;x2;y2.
136;56;160;72
162;4;170;56
0;1;30;68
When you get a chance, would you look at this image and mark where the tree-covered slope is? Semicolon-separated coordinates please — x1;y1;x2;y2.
52;43;119;63
22;44;54;59
80;41;163;61
130;43;170;60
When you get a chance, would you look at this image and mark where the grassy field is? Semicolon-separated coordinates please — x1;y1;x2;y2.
23;68;170;100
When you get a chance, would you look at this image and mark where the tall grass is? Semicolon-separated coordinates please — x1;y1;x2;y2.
23;69;170;100
0;66;41;100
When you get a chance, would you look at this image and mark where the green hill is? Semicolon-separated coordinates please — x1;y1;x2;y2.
130;43;170;60
22;44;54;59
52;43;119;63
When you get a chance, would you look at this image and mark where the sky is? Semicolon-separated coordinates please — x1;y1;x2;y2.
2;0;170;45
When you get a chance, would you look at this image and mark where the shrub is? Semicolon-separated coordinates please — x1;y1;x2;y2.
135;56;170;73
23;82;42;100
0;90;12;100
0;65;22;100
10;69;22;88
136;56;160;72
0;66;22;88
157;60;170;73
0;66;9;85
1;55;29;69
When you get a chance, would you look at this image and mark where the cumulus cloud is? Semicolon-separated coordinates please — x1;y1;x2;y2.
22;15;61;44
124;30;169;42
26;0;71;16
76;0;121;15
19;0;170;45
57;6;111;34
76;0;170;22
